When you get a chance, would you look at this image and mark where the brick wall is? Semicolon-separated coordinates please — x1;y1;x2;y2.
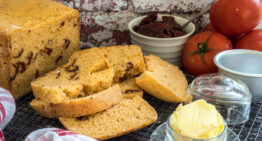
55;0;213;48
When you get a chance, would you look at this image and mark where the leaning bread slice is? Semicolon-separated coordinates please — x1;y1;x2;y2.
117;78;143;98
59;96;157;140
136;55;192;103
30;85;123;118
31;48;114;104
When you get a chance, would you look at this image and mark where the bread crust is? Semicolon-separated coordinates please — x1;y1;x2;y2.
0;29;11;92
30;85;123;118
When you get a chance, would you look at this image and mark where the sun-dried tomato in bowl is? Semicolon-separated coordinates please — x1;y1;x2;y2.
133;13;186;38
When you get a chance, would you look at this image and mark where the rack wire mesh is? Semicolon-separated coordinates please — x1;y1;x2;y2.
3;74;262;141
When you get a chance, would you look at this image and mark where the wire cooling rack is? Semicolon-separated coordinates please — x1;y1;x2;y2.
3;74;262;141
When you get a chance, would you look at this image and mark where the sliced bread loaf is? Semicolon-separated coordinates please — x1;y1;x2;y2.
0;0;80;99
136;55;192;103
117;78;143;98
30;85;123;118
59;96;158;140
31;48;114;104
100;45;146;82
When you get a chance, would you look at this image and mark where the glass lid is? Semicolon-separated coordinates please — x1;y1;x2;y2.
188;73;252;101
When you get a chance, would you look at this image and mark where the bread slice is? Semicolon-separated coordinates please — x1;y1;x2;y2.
30;85;123;118
136;55;192;103
117;78;143;98
99;45;146;82
31;48;114;104
59;96;158;140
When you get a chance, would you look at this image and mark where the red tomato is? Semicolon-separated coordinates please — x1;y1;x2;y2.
202;23;244;45
235;29;262;52
260;2;262;19
229;34;245;46
210;0;261;36
202;23;217;32
183;31;233;76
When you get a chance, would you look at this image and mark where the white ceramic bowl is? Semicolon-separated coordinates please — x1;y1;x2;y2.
128;15;195;66
214;49;262;102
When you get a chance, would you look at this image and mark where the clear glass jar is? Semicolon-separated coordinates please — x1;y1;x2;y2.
165;115;228;141
188;73;252;125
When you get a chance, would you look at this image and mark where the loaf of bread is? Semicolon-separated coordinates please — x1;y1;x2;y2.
117;78;143;98
30;85;123;118
31;48;114;104
136;55;192;103
99;45;146;82
59;96;157;140
0;0;80;99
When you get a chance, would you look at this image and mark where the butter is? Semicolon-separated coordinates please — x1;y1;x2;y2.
169;99;224;139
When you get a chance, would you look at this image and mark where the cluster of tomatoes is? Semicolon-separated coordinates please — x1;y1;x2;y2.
183;0;262;76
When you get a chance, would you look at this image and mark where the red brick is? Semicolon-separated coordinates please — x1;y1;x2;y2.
56;0;128;11
80;11;138;47
112;30;131;45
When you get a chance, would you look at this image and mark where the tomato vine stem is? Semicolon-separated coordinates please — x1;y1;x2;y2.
187;34;215;64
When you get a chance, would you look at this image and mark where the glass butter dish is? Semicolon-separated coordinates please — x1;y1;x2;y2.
188;73;251;125
150;122;240;141
150;99;240;141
